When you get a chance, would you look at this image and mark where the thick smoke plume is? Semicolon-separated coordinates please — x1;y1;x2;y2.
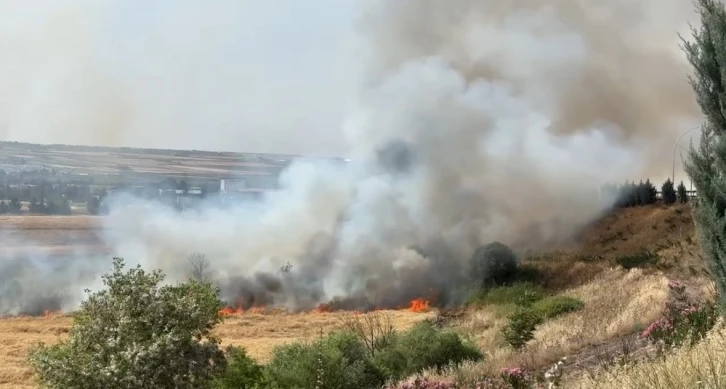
0;0;708;314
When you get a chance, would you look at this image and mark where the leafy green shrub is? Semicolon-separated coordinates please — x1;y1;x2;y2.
370;339;409;382
467;282;544;307
502;310;543;349
263;331;385;389
469;242;518;289
642;280;718;352
28;257;226;389
212;346;263;389
500;295;584;349
394;321;482;377
531;296;584;319
662;178;677;205
616;251;659;269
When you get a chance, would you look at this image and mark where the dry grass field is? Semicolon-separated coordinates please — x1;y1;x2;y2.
0;215;106;257
0;203;712;388
0;142;294;178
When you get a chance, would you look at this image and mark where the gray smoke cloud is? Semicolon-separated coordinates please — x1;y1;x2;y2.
0;0;709;314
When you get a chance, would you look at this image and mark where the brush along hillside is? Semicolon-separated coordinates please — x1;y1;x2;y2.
0;203;709;389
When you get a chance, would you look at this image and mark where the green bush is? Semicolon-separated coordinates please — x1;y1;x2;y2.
616;251;659;269
502;309;543;349
393;321;482;377
263;331;385;389
467;282;544;307
531;296;585;319
28;257;226;389
501;295;585;349
469;242;518;289
370;339;409;382
212;346;263;389
258;320;482;387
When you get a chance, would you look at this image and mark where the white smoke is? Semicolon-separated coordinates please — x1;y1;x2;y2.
0;0;708;313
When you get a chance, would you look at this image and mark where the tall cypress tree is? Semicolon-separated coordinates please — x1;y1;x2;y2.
677;181;689;204
682;0;726;311
662;178;677;205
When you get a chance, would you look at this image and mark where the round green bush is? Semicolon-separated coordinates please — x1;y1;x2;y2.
469;242;518;289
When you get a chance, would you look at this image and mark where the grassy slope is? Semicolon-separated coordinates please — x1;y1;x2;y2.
419;203;711;385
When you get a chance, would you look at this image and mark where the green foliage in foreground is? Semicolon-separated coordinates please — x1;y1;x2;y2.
248;322;482;389
502;309;543;350
683;0;726;312
473;283;585;350
28;257;226;389
27;257;485;389
212;346;263;389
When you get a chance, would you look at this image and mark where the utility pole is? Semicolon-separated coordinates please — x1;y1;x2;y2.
673;126;701;185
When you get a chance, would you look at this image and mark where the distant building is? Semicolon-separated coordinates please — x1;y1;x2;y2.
220;178;247;192
220;175;278;193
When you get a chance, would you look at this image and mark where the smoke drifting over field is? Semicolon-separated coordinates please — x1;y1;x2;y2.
0;1;708;314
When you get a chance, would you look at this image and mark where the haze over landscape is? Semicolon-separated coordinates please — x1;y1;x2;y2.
0;1;704;161
0;0;712;314
5;1;726;388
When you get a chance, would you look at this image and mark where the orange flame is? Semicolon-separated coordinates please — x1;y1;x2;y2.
219;299;245;316
408;298;430;312
219;306;242;316
315;303;333;313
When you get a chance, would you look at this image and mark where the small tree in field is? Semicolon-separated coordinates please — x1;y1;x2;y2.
28;257;226;389
187;252;211;282
662;179;677;205
677;181;689;204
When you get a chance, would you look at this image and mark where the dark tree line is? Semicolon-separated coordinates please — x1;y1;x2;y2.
28;197;72;215
0;182;94;203
602;178;690;209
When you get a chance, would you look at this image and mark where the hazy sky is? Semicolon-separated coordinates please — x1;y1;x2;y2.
0;0;360;156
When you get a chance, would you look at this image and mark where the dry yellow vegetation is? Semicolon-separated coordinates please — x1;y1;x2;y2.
415;267;669;385
568;321;726;388
0;310;435;389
